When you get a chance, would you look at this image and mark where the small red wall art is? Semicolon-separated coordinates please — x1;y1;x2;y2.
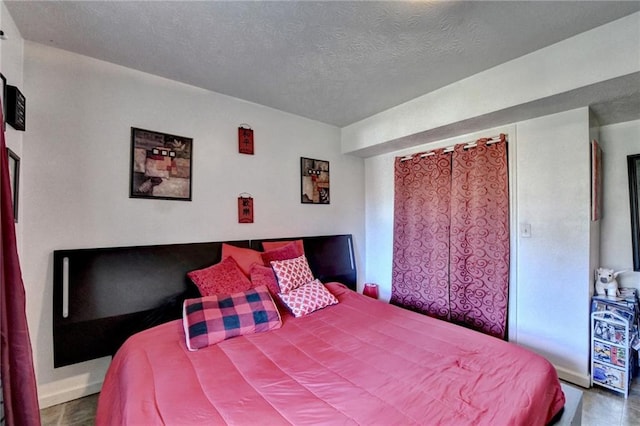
238;194;254;223
238;126;254;155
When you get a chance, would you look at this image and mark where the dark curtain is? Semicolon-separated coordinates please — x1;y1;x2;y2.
390;149;452;320
448;140;510;338
0;105;41;425
391;138;510;339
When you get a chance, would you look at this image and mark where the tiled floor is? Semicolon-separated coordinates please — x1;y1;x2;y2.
40;380;640;425
40;393;97;426
581;381;640;426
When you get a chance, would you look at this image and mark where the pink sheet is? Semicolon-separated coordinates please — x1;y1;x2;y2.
97;283;564;425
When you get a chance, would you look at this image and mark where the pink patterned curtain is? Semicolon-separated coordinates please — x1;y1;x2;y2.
449;140;510;338
391;138;509;339
390;149;452;320
0;105;41;424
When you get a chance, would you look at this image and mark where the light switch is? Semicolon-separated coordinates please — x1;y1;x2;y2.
521;223;531;238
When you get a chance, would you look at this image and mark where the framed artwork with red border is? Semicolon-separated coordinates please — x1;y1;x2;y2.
301;157;329;204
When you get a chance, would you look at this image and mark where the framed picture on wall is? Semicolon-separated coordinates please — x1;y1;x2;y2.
1;73;6;130
300;157;330;204
627;153;640;271
7;147;19;222
591;139;602;221
130;127;193;201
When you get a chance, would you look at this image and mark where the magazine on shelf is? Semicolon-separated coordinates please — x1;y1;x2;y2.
591;297;636;324
592;362;627;390
593;340;626;367
633;334;640;351
593;319;627;345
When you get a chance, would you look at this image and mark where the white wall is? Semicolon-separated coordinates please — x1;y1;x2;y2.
599;120;640;288
364;108;595;386
21;42;365;407
515;108;592;386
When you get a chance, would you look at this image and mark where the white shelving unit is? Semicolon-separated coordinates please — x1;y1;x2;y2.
591;310;632;397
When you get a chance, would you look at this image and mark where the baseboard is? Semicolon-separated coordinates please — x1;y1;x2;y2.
38;379;103;409
555;365;590;389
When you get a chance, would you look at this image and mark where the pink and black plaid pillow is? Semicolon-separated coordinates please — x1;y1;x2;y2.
182;285;282;351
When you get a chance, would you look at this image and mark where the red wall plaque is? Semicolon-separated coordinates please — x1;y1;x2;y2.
238;127;254;155
238;196;254;223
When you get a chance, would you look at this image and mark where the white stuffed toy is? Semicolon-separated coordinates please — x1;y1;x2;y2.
594;268;623;298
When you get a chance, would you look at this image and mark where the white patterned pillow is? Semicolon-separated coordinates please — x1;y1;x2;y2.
278;279;339;317
270;255;315;293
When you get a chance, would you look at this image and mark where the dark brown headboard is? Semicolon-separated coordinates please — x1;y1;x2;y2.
53;234;356;367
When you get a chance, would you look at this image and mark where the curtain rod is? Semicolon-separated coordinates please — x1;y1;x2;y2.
399;133;507;162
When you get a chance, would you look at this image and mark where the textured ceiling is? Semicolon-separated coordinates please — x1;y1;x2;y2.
5;1;640;127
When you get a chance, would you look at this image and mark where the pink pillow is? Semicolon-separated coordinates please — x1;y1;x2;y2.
249;264;281;296
182;285;282;350
262;240;305;256
261;241;302;266
187;256;252;297
270;255;315;293
221;243;263;277
278;279;339;317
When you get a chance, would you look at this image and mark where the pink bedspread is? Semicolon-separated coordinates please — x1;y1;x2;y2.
97;283;564;425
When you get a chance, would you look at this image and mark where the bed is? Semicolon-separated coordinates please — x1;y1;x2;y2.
53;234;566;425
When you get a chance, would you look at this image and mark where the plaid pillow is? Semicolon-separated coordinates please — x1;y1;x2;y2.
278;279;339;317
270;255;315;293
182;285;282;351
